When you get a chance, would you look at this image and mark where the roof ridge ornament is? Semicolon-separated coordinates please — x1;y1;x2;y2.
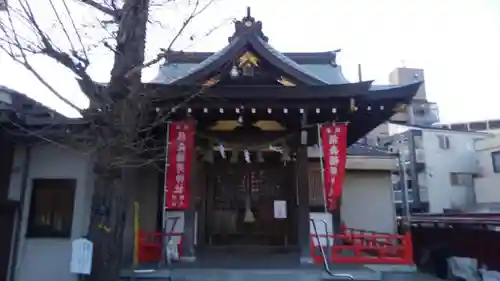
228;7;269;43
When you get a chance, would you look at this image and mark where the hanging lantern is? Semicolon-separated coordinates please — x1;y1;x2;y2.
230;65;240;78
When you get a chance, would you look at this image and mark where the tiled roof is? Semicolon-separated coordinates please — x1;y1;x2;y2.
347;143;394;157
0;85;72;125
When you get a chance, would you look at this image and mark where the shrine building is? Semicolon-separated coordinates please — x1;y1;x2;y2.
138;8;420;266
0;8;421;281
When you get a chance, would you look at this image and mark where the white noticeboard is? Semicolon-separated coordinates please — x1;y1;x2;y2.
70;238;93;275
273;200;287;219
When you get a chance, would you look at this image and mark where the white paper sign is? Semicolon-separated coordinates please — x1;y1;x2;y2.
70;238;93;275
273;200;287;219
164;211;185;259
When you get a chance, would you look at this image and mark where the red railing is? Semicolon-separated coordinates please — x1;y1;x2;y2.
137;230;183;263
310;229;413;265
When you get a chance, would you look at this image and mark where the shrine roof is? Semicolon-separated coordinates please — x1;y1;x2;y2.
152;54;349;85
151;7;349;86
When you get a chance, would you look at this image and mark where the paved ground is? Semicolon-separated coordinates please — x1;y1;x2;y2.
122;266;445;281
382;272;444;281
122;252;445;281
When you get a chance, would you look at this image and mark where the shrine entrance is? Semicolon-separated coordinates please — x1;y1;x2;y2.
203;151;297;252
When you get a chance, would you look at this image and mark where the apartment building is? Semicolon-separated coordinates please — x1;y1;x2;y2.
474;134;500;205
386;124;491;214
362;67;440;146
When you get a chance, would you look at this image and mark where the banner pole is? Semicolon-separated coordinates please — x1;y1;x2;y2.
162;122;171;266
163;122;171;229
317;124;328;213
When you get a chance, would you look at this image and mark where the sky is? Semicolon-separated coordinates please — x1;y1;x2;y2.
1;0;500;123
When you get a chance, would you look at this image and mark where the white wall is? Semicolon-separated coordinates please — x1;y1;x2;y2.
308;162;396;234
474;135;500;203
8;144;94;281
422;130;487;213
341;172;396;233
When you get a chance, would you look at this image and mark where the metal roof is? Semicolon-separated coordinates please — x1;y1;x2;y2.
0;85;75;126
347;143;393;157
151;11;350;86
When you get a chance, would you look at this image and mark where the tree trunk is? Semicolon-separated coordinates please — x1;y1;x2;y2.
84;0;150;279
86;165;129;281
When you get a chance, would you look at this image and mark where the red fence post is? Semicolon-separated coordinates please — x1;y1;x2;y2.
403;232;414;265
137;229;143;263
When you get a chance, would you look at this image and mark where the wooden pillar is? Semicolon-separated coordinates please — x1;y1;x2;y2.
296;111;311;263
296;144;312;263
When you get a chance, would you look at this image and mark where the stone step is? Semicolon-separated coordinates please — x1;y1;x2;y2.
121;268;382;281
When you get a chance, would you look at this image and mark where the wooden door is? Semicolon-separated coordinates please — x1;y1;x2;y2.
205;158;294;247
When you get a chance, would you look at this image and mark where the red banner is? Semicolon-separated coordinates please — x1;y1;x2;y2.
320;123;348;211
165;120;195;210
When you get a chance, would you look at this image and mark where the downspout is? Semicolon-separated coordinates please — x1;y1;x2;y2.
9;145;31;281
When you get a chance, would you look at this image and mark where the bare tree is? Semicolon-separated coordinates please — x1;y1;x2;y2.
0;0;221;280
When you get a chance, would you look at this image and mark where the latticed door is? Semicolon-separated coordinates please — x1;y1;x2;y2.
206;161;293;246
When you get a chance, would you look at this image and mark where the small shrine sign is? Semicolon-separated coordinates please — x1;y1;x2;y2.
70;237;93;275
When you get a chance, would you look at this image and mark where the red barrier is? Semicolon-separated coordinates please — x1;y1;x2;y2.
310;231;413;265
137;230;183;263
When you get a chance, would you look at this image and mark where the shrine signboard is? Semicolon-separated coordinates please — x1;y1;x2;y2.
319;123;348;211
165;121;195;210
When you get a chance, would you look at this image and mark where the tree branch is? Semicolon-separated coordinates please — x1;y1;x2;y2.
78;0;121;21
124;0;216;79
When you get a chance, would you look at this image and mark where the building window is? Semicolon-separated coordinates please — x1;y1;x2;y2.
449;173;473;187
491;151;500;173
26;179;76;238
437;135;450;149
489;120;500;130
469;122;487;131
